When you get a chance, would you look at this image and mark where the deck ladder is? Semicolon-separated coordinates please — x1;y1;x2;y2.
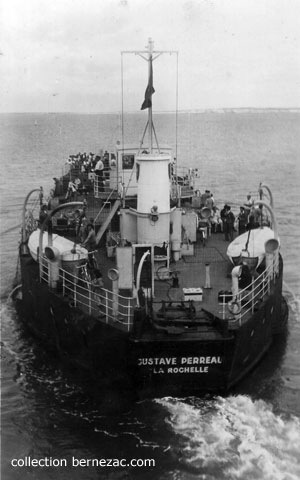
95;199;121;244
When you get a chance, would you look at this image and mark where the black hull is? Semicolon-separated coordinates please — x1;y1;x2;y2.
16;252;288;396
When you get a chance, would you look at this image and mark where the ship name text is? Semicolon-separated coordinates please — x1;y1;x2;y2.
137;356;223;374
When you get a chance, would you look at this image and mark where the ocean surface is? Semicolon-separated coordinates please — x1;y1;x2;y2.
1;111;300;480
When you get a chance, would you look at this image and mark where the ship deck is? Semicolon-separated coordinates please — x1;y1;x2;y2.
154;231;232;318
96;228;233;321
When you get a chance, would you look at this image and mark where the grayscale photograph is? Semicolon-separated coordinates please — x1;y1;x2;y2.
1;0;300;479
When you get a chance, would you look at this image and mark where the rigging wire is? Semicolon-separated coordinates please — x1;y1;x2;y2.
175;51;179;184
121;53;125;190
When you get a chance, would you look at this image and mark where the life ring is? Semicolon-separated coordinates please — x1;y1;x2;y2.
227;300;241;315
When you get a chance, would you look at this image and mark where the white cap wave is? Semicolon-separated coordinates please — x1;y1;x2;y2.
156;395;300;480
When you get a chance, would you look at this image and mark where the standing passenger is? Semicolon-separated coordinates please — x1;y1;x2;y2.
95;156;104;193
79;216;88;243
205;193;215;211
237;207;248;235
244;194;254;216
223;206;235;241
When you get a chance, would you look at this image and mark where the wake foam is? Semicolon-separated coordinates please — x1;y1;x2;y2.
157;395;300;479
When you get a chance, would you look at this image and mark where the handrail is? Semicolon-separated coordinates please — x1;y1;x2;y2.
63;162;71;176
40;249;279;331
259;182;274;209
39;256;135;331
22;187;43;241
252;200;278;239
93;185;120;225
123;163;136;199
225;250;280;325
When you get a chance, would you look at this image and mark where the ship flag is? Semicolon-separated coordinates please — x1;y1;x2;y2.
141;57;155;110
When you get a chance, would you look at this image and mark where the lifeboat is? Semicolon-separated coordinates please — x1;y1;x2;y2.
226;226;278;268
28;229;88;263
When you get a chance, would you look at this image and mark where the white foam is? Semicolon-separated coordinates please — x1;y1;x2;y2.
156;395;300;479
283;282;300;317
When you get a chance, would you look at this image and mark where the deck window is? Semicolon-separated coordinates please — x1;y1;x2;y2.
122;154;135;170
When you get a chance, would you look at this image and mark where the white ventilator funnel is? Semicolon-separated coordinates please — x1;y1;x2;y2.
136;153;171;245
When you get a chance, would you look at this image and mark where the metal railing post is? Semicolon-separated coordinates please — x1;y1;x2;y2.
127;299;131;332
74;279;77;306
62;269;65;296
105;291;108;323
222;297;226;320
88;286;92;315
251;278;255;313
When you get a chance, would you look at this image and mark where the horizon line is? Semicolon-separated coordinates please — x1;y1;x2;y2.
1;107;300;115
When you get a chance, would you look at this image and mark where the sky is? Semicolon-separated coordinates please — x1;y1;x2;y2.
0;0;299;113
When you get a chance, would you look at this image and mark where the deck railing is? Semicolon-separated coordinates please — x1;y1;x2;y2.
220;251;280;325
39;257;135;332
39;247;280;332
93;184;119;226
93;169;119;198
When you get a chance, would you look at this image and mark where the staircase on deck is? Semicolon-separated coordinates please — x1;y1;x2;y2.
95;199;121;244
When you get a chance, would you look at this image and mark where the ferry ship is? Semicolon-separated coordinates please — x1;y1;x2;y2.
15;39;288;395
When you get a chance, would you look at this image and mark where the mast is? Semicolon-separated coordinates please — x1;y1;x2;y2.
121;38;178;154
148;38;154;152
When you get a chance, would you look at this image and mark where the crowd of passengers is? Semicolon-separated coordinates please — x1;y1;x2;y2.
193;190;270;242
66;151;116;172
47;149;270;247
51;150;117;200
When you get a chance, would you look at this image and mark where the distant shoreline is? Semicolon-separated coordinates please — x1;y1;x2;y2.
1;108;300;115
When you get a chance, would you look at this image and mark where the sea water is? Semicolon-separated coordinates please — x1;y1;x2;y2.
1;111;300;479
